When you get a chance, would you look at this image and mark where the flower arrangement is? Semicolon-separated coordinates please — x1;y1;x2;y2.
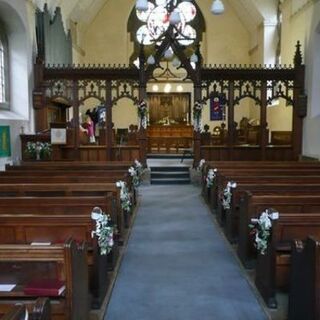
198;159;206;171
116;180;132;213
221;181;237;210
91;207;114;255
249;209;279;255
206;168;217;188
193;100;203;132
137;100;148;129
128;159;144;188
25;141;52;160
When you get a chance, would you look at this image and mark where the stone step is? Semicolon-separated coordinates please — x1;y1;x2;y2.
150;166;190;172
151;178;191;185
147;153;193;160
151;172;190;179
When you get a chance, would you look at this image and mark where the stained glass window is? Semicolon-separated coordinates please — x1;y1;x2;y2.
136;1;197;46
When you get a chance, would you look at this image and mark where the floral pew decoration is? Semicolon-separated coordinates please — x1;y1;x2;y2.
221;181;237;210
137;100;148;129
91;207;114;255
25;141;52;160
249;209;279;255
198;159;206;171
193;100;204;132
128;159;144;188
206;168;218;188
116;180;132;213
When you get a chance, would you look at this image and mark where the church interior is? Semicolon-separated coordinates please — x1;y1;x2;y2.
0;0;320;319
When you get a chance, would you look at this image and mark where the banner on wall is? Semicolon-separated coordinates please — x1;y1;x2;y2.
0;126;11;157
210;94;225;121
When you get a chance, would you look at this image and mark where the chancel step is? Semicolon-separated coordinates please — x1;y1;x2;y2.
147;153;193;160
150;166;190;185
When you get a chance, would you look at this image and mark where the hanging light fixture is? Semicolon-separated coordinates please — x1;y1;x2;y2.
211;0;225;15
164;47;174;60
190;53;199;63
147;55;155;65
169;9;181;25
172;57;181;68
136;0;148;12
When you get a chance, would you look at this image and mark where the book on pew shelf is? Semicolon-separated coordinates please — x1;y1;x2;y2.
30;241;51;246
0;284;16;292
24;279;65;296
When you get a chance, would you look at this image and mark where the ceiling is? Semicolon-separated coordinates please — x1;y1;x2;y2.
38;0;278;33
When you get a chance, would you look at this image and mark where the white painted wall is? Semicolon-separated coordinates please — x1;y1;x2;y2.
280;0;320;158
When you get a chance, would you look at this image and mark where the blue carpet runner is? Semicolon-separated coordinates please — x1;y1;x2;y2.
104;185;268;320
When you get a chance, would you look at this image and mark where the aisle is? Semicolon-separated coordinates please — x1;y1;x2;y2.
104;185;268;320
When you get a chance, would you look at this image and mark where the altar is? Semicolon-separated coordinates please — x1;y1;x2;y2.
147;125;193;153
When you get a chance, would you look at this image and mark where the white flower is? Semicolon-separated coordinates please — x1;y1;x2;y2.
116;180;125;188
134;159;142;168
199;159;205;168
249;209;275;255
128;167;136;176
259;212;272;230
91;208;114;255
206;169;217;188
116;180;132;212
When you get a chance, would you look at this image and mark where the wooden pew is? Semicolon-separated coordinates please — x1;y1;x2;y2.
0;169;128;177
202;160;320;196
288;236;320;320
0;196;118;309
0;183;127;237
0;170;136;205
253;213;320;308
0;239;88;320
7;161;134;170
221;185;320;243
208;168;320;213
237;193;320;268
0;298;51;320
208;174;320;218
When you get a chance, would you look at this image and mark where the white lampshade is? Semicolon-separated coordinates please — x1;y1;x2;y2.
211;0;225;15
136;0;149;12
133;58;140;69
172;57;181;67
169;9;181;25
147;55;155;65
164;47;174;59
190;53;199;63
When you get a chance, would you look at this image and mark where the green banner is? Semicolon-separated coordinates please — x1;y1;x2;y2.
0;126;11;157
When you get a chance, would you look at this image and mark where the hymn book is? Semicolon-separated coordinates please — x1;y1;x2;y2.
24;279;65;296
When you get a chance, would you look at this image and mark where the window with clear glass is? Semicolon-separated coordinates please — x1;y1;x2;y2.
0;28;9;109
0;39;5;103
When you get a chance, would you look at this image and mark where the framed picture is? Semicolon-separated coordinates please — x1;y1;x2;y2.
0;126;11;157
51;128;67;144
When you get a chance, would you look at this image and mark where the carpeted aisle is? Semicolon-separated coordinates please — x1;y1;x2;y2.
104;184;268;320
